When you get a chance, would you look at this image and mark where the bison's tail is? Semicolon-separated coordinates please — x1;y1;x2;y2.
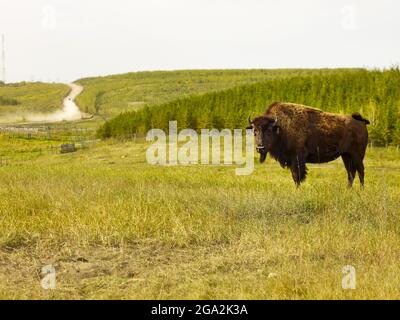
352;112;370;125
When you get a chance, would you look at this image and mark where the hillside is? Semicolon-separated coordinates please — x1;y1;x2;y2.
98;68;400;146
0;82;70;123
75;69;355;118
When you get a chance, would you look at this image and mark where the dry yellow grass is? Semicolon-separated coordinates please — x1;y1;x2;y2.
0;140;399;299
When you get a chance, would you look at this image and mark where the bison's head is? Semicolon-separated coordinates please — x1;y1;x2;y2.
247;115;280;163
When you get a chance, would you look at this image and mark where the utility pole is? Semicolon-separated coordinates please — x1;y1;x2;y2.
1;34;5;83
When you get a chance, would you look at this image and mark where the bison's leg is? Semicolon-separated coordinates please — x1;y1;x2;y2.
341;153;356;188
290;154;307;186
355;161;365;189
349;152;365;189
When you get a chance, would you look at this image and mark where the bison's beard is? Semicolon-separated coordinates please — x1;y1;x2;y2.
259;151;267;163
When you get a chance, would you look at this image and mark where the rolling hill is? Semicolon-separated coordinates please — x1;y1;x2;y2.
0;82;69;123
97;68;400;146
75;69;356;118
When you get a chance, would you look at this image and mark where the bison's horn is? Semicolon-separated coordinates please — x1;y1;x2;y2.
248;114;252;125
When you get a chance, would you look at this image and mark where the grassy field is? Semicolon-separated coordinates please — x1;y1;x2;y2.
0;82;69;122
0;137;399;299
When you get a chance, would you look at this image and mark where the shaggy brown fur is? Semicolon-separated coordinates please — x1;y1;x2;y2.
248;102;369;187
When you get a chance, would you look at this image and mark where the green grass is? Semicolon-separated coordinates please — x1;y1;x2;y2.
75;69;357;118
0;82;70;122
0;139;399;299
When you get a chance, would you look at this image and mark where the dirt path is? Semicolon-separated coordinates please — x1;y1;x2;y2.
49;83;84;121
64;83;93;120
66;83;83;101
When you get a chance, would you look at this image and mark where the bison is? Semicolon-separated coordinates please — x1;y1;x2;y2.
247;102;370;187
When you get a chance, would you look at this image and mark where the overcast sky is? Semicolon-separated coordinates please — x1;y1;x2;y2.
0;0;399;83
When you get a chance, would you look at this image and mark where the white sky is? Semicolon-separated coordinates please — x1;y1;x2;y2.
0;0;399;83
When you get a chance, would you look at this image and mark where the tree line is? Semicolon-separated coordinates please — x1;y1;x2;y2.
98;68;400;146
